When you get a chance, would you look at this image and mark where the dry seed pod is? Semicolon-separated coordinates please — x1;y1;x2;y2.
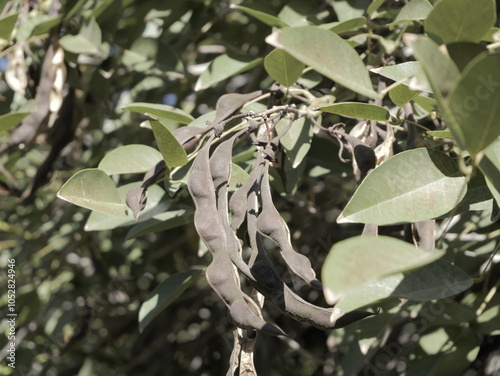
188;139;285;336
246;186;373;330
256;162;322;290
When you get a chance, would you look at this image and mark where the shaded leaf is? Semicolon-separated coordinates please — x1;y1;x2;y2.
337;149;467;225
139;270;203;332
149;120;189;167
424;0;496;44
16;14;61;41
319;102;389;121
446;42;488;72
0;112;30;133
388;0;432;26
126;209;194;239
479;137;500;206
267;26;379;99
194;54;263;91
0;13;18;40
336;260;473;312
412;37;460;97
84;184;168;231
213;91;263;124
275;117;314;168
57;169;128;217
59;17;101;54
124;102;194;124
98;145;163;175
230;3;286;27
445;54;500;155
264;49;304;88
322;235;444;303
427;129;453;139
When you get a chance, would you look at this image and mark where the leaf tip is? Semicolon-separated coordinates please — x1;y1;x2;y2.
265;30;284;49
324;286;342;305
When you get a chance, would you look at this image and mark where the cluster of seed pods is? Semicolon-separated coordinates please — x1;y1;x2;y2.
187;117;373;336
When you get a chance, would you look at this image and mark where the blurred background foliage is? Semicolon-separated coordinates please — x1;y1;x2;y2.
0;0;499;375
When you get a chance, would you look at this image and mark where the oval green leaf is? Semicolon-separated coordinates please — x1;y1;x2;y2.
446;54;500;156
275;116;314;168
0;112;30;133
319;102;389;121
388;0;432;26
264;49;304;87
424;0;496;44
98;145;163;175
335;260;472;312
126;209;194;239
139;269;203;332
84;183;168;231
231;4;286;27
149;120;189;167
124;102;194;124
267;26;379;99
337;149;467;225
0;14;19;40
194;54;263;91
322;235;444;303
389;84;422;107
57;169;128;217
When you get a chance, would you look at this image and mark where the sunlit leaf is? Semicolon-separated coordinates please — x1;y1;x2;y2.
59;17;101;54
124;102;194;124
57;169;128;217
389;84;421;107
267;26;379;99
264;49;304;87
318;102;389;121
321;17;366;34
427;129;453;139
322;235;444;303
98;145;163;175
194;54;263;91
149;120;189;167
424;0;496;44
229;163;249;191
139;269;203;332
84;184;169;231
337;149;467;225
275;117;314;168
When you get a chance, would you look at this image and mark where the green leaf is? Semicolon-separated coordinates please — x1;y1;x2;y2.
318;102;389;121
370;61;421;83
267;26;379;99
0;112;30;133
427;129;453;139
0;13;18;40
387;0;432;26
337;149;467;225
230;4;287;27
322;235;444;303
389;83;421;107
84;183;168;231
57;169;128;217
16;14;61;41
124;102;194;124
126;209;194;239
445;54;500;155
59;17;101;54
264;49;304;87
413;37;460;97
229;163;249;191
275;117;314;168
424;0;496;44
194;54;263;91
332;0;368;22
446;42;488;72
321;17;366;34
479;137;500;206
336;260;473;312
149;120;189;167
138;269;203;332
98;145;163;175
